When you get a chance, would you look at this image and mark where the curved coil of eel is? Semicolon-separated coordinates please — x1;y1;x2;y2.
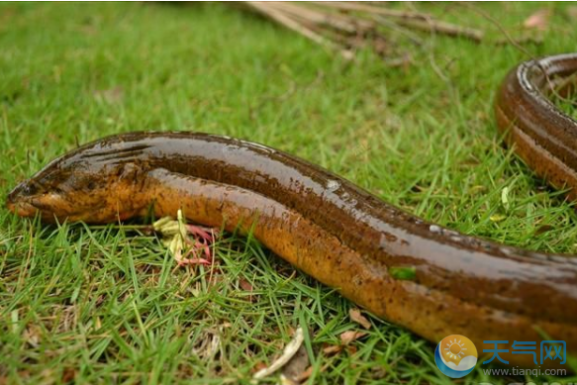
7;54;577;368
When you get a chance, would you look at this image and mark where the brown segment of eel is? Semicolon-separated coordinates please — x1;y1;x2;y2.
6;54;577;369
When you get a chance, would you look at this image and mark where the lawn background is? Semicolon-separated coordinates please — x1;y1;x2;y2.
1;2;577;384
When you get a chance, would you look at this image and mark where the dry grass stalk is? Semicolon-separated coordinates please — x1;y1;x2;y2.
244;1;484;61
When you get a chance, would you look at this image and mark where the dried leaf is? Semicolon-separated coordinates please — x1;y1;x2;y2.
252;327;305;381
281;344;309;383
295;363;330;382
192;330;221;359
239;278;256;302
340;330;367;345
94;86;124;104
349;308;371;329
23;324;41;348
239;278;254;292
346;345;358;355
490;214;506;222
254;362;268;372
322;344;343;355
523;9;551;31
535;224;554;235
279;375;298;385
501;186;510;211
469;185;487;194
295;366;314;382
568;6;577;20
61;367;76;383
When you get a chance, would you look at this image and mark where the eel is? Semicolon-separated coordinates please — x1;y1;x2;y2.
6;53;577;369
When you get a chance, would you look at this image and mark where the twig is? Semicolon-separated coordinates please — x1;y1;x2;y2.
313;1;483;41
463;4;577;110
313;2;431;21
246;2;326;46
461;3;533;57
396;17;484;42
551;73;577;108
494;34;544;46
272;2;373;34
245;2;353;60
244;1;485;62
252;327;305;382
372;15;423;46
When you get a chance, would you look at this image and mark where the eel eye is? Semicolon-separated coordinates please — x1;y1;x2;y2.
20;180;42;197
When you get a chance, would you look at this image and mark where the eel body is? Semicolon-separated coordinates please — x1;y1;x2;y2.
7;54;577;368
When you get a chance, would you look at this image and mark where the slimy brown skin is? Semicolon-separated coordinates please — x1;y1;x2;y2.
6;54;577;369
496;53;577;200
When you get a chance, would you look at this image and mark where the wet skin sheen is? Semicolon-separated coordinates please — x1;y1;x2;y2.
6;54;577;368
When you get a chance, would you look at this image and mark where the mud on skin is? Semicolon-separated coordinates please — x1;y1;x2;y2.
7;54;577;368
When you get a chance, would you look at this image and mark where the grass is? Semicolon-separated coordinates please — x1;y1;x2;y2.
1;2;577;384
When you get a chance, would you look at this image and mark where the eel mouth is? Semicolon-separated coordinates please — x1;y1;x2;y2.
6;198;38;217
6;180;39;217
6;182;51;218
